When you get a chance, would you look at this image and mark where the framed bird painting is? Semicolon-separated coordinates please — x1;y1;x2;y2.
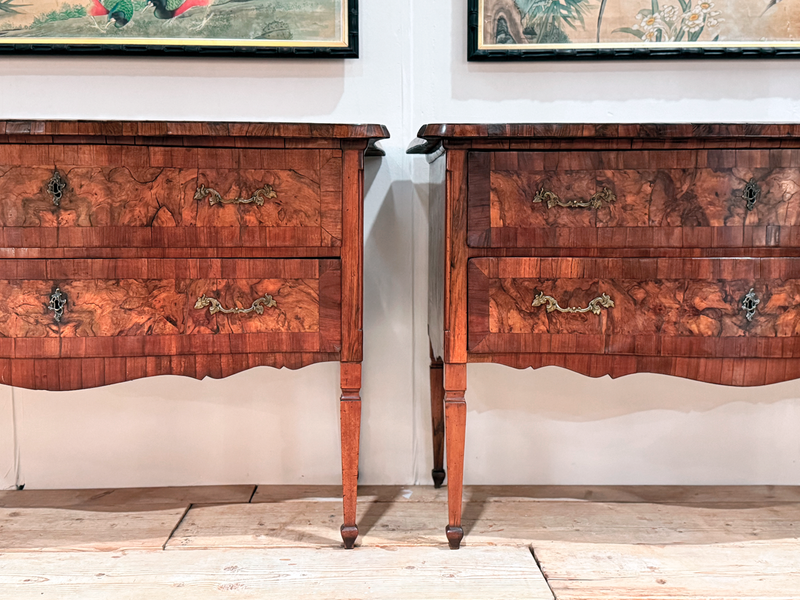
469;0;800;59
0;0;357;56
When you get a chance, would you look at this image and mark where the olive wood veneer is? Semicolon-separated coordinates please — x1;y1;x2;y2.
0;120;389;549
409;123;800;549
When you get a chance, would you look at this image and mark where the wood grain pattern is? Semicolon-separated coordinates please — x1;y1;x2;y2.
0;546;552;599
412;124;800;549
416;122;800;143
535;540;800;600
468;150;800;248
429;350;446;488
339;362;361;549
0;120;389;141
469;257;800;357
0;120;384;545
0;147;340;248
0;259;341;367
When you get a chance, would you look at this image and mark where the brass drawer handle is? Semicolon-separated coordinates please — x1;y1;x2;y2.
741;288;760;322
47;171;66;207
194;293;277;316
533;291;614;315
48;287;67;323
533;187;615;209
194;184;277;207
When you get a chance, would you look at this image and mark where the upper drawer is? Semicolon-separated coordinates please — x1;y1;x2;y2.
467;150;800;249
0;258;341;363
468;257;800;359
0;144;343;249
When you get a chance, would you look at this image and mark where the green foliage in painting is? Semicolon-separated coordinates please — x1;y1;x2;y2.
0;0;30;15
29;3;86;25
515;0;593;43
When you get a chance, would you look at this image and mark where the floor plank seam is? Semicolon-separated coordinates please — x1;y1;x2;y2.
530;545;557;600
162;503;193;551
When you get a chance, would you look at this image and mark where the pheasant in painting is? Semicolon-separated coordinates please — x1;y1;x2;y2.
90;0;209;26
90;0;134;27
150;0;210;19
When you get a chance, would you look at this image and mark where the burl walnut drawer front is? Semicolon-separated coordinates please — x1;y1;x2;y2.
0;258;341;361
468;150;800;248
0;144;343;249
468;257;800;358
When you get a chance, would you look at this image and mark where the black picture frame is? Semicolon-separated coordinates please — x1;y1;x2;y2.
468;0;800;61
0;0;358;57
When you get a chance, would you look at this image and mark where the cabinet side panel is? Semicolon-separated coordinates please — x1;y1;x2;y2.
445;149;469;364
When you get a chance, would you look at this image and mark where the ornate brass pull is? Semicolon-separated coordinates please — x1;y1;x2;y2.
532;291;615;315
194;184;277;207
741;288;760;322
47;171;66;207
742;179;761;211
194;293;277;316
48;287;67;323
533;187;616;209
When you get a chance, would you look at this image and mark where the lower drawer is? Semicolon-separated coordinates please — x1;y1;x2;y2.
468;257;800;358
0;258;341;359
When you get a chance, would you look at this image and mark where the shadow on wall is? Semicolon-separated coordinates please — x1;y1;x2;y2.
447;0;800;104
468;363;800;421
358;154;416;484
362;157;413;336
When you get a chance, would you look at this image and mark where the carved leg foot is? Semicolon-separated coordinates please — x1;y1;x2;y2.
446;525;464;550
444;363;467;550
432;469;446;488
430;345;446;488
341;525;359;550
340;363;361;550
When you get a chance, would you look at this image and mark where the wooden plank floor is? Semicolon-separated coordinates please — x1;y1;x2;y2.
1;485;800;598
0;486;254;552
0;547;550;599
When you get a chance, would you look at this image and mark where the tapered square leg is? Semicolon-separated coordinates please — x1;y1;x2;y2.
444;363;466;549
340;362;361;549
430;346;446;488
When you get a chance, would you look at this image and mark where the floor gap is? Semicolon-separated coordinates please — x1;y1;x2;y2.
162;503;192;550
530;545;557;600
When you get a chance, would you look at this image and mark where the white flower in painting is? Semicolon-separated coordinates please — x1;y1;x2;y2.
633;12;667;32
661;5;680;21
683;7;705;32
642;29;660;41
706;15;724;27
696;1;715;13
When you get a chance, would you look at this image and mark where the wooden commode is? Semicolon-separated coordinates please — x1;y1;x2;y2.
0;120;388;549
410;123;800;549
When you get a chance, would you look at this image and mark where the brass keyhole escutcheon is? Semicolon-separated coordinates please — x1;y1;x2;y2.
741;288;760;322
48;287;67;323
47;171;66;207
742;179;761;211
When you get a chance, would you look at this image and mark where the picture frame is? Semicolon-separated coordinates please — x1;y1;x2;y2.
0;0;357;57
469;0;800;60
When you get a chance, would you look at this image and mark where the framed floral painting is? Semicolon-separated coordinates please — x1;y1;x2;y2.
469;0;800;59
0;0;357;56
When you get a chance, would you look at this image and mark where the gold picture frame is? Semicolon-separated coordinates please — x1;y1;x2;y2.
0;0;357;57
469;0;800;59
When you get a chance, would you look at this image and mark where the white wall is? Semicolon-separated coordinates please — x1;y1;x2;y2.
1;0;799;490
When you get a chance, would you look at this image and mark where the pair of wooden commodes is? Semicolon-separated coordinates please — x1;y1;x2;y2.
3;121;800;549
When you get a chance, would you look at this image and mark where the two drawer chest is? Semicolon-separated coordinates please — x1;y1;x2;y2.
0;120;388;549
411;123;800;549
